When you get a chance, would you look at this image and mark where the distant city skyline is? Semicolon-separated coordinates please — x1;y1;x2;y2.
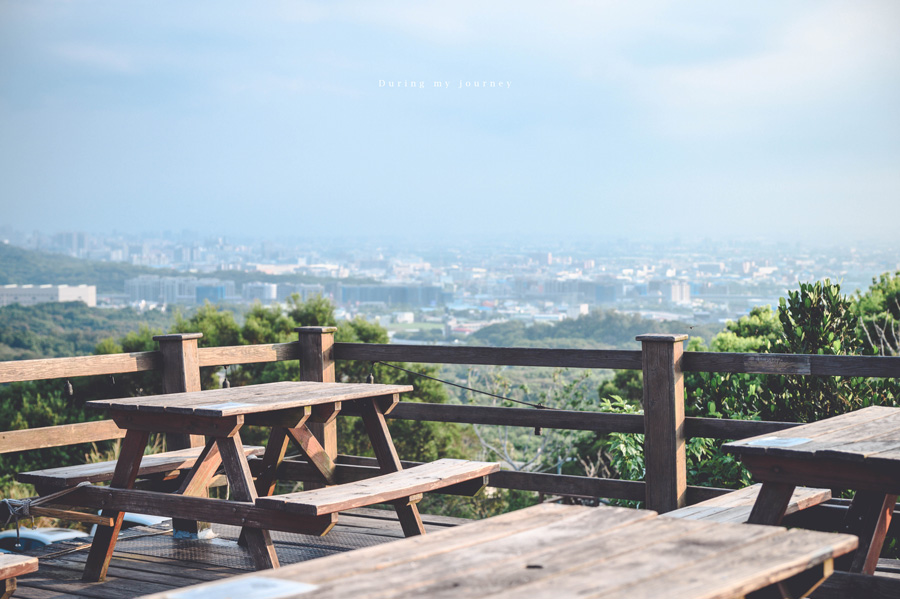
2;1;899;244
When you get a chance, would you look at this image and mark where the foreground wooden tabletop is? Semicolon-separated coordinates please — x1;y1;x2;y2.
140;503;857;599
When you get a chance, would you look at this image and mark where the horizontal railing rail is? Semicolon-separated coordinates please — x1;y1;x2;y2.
2;342;896;386
1;330;897;514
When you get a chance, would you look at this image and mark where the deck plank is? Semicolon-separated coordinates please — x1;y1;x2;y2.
14;509;469;598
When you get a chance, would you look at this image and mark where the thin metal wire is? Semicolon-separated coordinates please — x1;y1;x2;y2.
373;361;554;410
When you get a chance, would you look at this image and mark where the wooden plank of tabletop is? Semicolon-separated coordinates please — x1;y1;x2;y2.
587;528;858;599
413;524;852;599
725;406;897;456
734;410;900;461
299;513;728;599
137;505;650;599
85;381;316;411
86;382;413;416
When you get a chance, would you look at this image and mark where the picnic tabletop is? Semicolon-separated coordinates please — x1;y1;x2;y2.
138;503;858;599
85;381;414;417
724;406;900;465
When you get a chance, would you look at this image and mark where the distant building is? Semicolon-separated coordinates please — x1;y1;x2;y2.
242;282;278;304
125;275;236;305
0;284;97;307
338;284;451;307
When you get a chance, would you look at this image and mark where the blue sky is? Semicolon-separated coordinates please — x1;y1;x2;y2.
1;1;898;245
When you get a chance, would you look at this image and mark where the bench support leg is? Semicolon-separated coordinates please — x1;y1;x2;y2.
2;578;16;599
217;434;280;570
83;429;150;582
288;425;336;485
747;482;795;526
360;397;426;536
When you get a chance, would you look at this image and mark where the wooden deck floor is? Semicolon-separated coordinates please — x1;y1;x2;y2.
12;509;467;598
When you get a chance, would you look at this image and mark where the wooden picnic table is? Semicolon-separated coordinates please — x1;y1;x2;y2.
138;502;857;599
80;381;414;582
724;405;900;574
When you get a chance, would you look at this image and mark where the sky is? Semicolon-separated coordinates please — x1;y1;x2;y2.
1;1;899;245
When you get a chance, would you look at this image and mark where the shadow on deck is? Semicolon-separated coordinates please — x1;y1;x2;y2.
13;509;467;598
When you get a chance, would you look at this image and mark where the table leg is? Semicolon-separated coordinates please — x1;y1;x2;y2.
171;437;220;536
82;429;150;582
216;433;280;570
746;482;796;526
254;428;290;497
841;491;897;575
359;398;426;536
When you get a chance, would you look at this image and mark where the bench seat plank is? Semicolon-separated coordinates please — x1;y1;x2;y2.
0;555;38;581
16;445;265;489
665;483;831;523
256;459;500;516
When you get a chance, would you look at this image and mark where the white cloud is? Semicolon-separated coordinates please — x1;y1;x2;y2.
613;2;900;136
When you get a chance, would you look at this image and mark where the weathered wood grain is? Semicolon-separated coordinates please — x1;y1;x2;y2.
0;420;126;455
0;351;161;384
138;504;858;599
333;342;644;369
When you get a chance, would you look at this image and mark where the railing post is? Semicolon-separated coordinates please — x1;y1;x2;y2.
154;333;209;537
295;327;337;459
637;333;688;514
153;333;204;449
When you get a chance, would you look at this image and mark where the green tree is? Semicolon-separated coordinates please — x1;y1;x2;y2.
855;271;900;357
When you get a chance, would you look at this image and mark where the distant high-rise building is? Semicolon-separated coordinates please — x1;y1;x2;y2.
0;284;96;307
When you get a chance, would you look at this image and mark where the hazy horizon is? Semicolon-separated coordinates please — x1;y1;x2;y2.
2;1;899;246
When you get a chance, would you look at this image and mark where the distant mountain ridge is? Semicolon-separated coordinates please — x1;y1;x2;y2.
0;243;173;294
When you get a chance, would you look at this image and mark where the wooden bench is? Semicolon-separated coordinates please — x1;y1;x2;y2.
256;459;500;516
17;445;265;491
1;555;38;599
665;483;831;523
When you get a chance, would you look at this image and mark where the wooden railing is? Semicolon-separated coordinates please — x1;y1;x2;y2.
1;328;898;515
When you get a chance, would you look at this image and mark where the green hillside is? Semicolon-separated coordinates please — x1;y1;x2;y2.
0;302;172;360
469;309;721;349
